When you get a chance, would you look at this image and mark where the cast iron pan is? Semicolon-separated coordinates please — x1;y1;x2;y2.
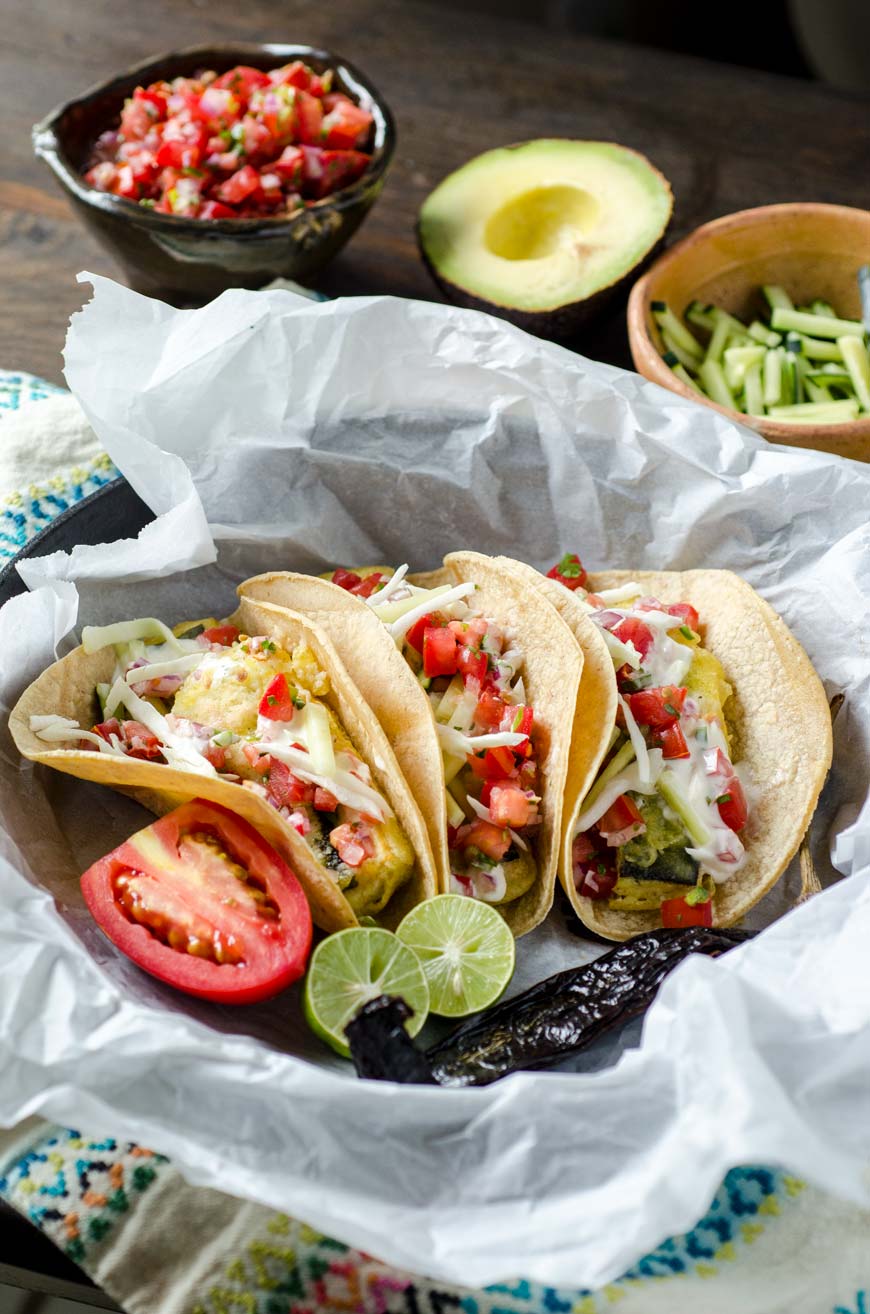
0;477;153;607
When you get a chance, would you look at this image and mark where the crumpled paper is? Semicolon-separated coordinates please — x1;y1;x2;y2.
1;273;869;1289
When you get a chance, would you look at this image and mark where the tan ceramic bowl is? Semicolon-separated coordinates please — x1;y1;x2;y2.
627;203;870;462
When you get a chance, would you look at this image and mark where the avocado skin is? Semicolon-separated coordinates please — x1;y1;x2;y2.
417;225;670;343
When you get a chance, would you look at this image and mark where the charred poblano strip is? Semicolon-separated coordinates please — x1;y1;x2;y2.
347;996;438;1084
427;927;750;1087
346;928;750;1088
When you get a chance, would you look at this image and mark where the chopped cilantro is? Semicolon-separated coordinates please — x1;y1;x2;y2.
293;696;306;710
267;695;277;706
138;198;156;209
556;552;582;578
679;624;696;640
511;708;523;731
715;793;732;805
663;702;679;717
261;639;276;652
596;862;608;875
182;166;205;178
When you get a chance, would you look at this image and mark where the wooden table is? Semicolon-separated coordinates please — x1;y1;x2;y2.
4;0;870;388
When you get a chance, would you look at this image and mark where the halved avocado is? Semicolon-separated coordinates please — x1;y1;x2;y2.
417;139;673;341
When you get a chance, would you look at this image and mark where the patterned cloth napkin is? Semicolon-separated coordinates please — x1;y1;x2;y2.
1;372;868;1314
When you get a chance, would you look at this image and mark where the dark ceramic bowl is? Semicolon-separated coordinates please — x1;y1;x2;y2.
33;42;396;302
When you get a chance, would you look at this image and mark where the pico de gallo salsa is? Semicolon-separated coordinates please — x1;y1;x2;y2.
547;554;749;929
330;565;542;906
82;60;375;218
29;616;415;918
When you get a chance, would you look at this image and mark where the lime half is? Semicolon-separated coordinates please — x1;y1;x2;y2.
304;927;430;1058
396;894;516;1018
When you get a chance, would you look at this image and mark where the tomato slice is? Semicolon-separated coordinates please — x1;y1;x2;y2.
423;626;458;678
546;552;587;591
80;800;312;1003
258;673;296;721
473;689;508;732
456;818;511;862
661;894;713;928
468;746;517;780
626;685;686;729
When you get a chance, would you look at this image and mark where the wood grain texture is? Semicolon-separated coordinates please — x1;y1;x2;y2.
3;0;870;385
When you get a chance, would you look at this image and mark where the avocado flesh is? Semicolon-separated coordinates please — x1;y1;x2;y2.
418;140;672;332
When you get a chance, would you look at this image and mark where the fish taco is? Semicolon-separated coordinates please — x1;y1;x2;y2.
239;551;592;935
10;597;438;933
542;561;832;939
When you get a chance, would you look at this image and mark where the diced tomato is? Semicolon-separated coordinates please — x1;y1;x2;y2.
217;163;262;205
473;690;509;732
200;624;239;646
267;757;314;807
667;602;700;633
243;744;271;774
258;673;296;721
92;717;121;746
80;799;311;1003
657;722;690;760
511;705;534;753
203;742;227;771
488;783;530;829
572;835;618;899
423;626;458;678
331;567;362;590
627;685;686;729
351;572;385;599
313;787;338;812
329;821;374;868
468;746;517;781
199;200;237;219
661;894;713;928
598;794;644;841
405;613;434;653
272;60;313;90
612;616;654;660
457;645;488;684
294;90;323;145
546;552;588;591
133;86;168;120
320;99;373;149
273;144;305;183
155;118;208;170
83;60;372;217
213;65;271;95
703;748;748;831
457;819;510;862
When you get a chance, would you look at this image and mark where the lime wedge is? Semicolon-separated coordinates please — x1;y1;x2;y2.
304;927;430;1058
396;894;515;1018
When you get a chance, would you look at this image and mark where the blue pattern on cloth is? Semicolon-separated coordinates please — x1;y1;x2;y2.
0;369;119;562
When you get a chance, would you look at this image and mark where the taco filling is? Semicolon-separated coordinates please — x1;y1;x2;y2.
547;555;748;927
328;566;541;905
28;617;414;917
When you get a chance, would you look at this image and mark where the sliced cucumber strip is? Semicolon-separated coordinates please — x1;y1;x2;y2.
797;335;846;362
743;361;764;416
698;359;735;410
723;345;764;392
747;320;781;347
685;301;715;332
672;362;704;394
768;399;859;421
838;335;870;410
762;348;783;407
804;379;832;404
762;285;794;313
770;307;864;340
652;302;703;360
661;330;702;373
810;298;836;317
704;315;731;364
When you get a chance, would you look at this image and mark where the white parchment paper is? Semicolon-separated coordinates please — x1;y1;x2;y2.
1;273;870;1288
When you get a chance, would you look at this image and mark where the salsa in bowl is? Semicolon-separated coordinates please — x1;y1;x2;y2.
33;43;395;299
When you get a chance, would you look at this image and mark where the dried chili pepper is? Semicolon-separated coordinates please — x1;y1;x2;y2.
347;927;750;1087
